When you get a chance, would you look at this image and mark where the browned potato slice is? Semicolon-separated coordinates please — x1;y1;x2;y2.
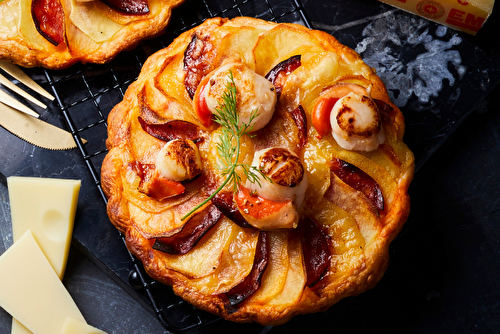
264;233;305;307
325;171;381;246
140;77;199;125
93;0;150;25
190;226;260;294
154;217;234;278
298;197;367;310
155;53;193;107
212;26;262;70
66;0;123;45
126;174;214;238
253;24;324;76
61;0;102;56
247;231;289;304
335;148;399;207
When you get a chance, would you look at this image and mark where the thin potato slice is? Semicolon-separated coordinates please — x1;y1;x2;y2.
325;172;381;246
155;218;234;279
247;231;289;304
212;26;263;71
308;197;366;282
140;78;200;125
68;0;123;43
155;54;186;99
93;0;156;25
190;226;260;294
265;233;305;307
61;0;101;56
280;51;340;110
253;24;324;76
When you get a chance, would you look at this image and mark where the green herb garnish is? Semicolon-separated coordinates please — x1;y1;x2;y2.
181;71;270;221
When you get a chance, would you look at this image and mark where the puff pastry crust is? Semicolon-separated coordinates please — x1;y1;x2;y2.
101;17;415;325
0;0;183;69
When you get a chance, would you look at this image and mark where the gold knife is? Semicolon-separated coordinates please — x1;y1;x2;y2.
0;102;85;150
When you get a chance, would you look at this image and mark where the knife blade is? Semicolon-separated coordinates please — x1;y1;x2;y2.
0;102;84;150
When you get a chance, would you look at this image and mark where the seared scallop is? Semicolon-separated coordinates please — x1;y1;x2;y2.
155;139;203;181
203;62;277;131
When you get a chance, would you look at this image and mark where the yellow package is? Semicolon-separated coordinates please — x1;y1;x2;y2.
378;0;495;35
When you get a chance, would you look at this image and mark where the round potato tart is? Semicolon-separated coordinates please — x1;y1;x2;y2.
0;0;183;69
102;17;415;325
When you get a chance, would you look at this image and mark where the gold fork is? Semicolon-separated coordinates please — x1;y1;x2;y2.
0;61;55;118
0;61;88;149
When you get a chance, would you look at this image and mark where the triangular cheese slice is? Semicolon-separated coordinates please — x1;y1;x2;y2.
0;230;86;334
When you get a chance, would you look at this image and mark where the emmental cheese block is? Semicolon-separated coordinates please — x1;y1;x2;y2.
0;230;86;334
60;317;108;334
7;177;81;334
378;0;495;35
7;176;81;278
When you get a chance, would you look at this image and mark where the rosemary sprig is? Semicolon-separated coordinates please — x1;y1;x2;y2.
181;71;270;221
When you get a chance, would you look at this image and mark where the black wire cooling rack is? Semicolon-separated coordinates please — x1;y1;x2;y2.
40;0;312;332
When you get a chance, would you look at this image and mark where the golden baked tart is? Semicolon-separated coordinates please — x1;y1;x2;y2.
0;0;183;69
101;16;415;325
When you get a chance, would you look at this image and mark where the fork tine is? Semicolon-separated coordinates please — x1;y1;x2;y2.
0;61;54;101
0;73;47;109
0;90;39;118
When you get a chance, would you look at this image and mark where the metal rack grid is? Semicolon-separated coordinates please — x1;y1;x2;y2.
41;0;312;332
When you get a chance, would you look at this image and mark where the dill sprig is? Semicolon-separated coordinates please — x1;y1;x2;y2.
181;71;270;221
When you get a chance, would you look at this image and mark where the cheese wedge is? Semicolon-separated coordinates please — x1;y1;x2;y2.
7;176;81;334
8;176;81;277
0;230;86;334
60;317;108;334
11;321;30;334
